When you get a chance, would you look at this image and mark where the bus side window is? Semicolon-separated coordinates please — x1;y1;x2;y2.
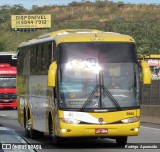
37;44;43;74
30;45;37;74
17;49;23;75
23;47;30;75
43;42;52;74
41;44;44;73
52;41;56;61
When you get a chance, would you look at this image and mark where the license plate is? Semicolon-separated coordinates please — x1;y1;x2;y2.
95;128;108;134
3;100;9;102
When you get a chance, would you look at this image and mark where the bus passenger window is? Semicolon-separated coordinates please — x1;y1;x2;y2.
43;43;52;74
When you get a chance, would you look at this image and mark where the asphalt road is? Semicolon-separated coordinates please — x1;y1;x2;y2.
0;109;160;152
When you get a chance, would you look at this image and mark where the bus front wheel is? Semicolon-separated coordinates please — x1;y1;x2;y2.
53;136;65;146
116;136;127;147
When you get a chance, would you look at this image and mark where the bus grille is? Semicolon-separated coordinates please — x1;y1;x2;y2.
0;94;16;102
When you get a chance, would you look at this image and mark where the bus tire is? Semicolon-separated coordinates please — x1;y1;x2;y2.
53;136;65;146
116;136;127;147
28;125;44;139
48;113;53;136
26;112;44;139
24;110;29;138
33;130;44;139
48;113;61;146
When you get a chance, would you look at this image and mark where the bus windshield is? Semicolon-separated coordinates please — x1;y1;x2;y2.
58;42;139;110
0;76;16;88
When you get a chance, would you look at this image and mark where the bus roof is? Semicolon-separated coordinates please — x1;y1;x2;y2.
0;52;17;56
148;54;160;58
18;29;135;48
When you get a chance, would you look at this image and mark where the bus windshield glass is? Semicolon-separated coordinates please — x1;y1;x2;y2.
58;42;139;110
0;76;16;88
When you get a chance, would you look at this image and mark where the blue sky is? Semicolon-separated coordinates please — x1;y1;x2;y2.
0;0;160;9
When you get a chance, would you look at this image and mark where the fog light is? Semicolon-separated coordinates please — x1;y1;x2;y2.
135;128;139;132
61;129;67;133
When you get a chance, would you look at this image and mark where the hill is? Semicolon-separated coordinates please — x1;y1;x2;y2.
0;1;160;54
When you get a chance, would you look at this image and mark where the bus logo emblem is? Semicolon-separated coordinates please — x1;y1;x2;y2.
98;118;103;124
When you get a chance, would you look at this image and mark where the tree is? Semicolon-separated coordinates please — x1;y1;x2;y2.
0;40;6;52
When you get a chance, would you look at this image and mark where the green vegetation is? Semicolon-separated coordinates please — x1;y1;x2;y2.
0;1;160;54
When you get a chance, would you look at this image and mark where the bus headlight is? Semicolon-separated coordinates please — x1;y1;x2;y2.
121;116;140;123
60;118;81;124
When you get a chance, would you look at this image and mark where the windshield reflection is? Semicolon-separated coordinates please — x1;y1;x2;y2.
58;42;139;110
0;77;16;88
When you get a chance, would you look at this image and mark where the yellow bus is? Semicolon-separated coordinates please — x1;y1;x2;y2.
17;29;151;146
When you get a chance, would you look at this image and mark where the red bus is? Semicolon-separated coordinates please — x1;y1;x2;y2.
0;52;17;109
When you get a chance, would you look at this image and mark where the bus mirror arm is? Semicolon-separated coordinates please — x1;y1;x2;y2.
140;60;151;84
48;61;57;87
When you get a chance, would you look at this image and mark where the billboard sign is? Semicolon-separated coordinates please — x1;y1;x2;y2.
11;14;51;29
147;59;159;66
147;58;160;80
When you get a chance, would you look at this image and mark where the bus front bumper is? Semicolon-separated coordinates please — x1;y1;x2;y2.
0;100;17;109
58;121;140;137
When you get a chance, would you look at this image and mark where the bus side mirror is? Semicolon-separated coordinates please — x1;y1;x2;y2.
48;61;57;87
140;60;151;84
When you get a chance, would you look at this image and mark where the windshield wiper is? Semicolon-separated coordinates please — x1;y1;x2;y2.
81;71;121;111
102;85;121;111
81;84;100;110
81;84;121;111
